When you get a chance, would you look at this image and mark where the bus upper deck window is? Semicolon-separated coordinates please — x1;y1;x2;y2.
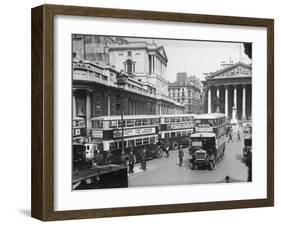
93;121;103;128
118;120;125;127
164;118;169;123
127;120;134;127
154;119;159;125
110;120;117;128
135;119;141;126
142;119;148;126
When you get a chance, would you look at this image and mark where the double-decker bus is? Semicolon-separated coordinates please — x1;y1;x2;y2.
158;114;195;150
72;117;86;144
90;115;161;165
189;113;227;170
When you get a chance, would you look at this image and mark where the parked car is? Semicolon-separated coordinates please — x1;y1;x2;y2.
243;135;252;161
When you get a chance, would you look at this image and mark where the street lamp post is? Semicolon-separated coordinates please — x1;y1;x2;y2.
116;71;128;158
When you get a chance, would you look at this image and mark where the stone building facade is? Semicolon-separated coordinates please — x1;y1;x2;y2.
108;41;169;97
168;73;202;114
72;36;184;131
202;62;252;121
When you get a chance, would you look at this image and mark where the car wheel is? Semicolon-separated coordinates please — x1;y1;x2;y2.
172;142;178;150
157;149;164;158
188;161;195;170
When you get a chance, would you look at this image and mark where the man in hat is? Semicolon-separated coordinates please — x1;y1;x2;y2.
140;147;147;171
128;149;136;174
178;145;184;167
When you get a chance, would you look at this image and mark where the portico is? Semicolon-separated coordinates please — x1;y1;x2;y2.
203;62;252;121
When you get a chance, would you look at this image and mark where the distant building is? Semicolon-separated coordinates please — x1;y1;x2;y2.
202;61;252;121
72;34;128;64
168;73;202;114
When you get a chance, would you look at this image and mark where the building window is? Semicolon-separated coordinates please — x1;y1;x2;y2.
84;35;92;44
127;51;132;57
125;59;135;74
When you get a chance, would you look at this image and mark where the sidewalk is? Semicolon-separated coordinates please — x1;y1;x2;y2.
127;162;152;177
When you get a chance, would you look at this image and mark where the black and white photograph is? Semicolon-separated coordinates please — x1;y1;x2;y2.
71;34;252;190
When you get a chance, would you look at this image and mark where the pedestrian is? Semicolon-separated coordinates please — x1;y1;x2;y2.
140;147;147;171
165;144;170;158
227;133;233;143
178;145;184;167
128;149;136;174
237;129;241;142
245;150;252;182
225;175;230;183
103;150;108;165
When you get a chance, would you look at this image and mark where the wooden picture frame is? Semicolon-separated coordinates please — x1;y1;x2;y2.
31;4;274;221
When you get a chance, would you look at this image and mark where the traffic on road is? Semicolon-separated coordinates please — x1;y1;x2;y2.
72;113;252;190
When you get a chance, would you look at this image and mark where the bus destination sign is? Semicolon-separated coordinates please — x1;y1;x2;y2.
167;122;194;130
195;124;213;132
92;130;103;138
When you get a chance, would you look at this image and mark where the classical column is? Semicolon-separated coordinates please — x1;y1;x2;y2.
208;87;211;114
72;94;76;117
242;85;246;120
225;86;228;118
231;85;238;124
216;86;220;113
107;93;111;116
154;56;158;74
233;86;237;108
86;90;92;130
152;56;155;74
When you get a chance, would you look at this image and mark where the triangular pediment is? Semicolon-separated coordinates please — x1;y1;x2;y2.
207;62;252;80
156;46;168;63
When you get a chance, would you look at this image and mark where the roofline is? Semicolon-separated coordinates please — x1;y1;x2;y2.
207;61;252;79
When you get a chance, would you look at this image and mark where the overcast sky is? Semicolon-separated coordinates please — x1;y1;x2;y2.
125;37;252;82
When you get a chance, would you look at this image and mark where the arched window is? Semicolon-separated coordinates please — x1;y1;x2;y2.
125;59;134;74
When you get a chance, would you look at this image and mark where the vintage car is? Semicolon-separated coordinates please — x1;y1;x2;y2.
72;165;128;190
73;144;92;172
243;135;252;161
242;122;252;134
